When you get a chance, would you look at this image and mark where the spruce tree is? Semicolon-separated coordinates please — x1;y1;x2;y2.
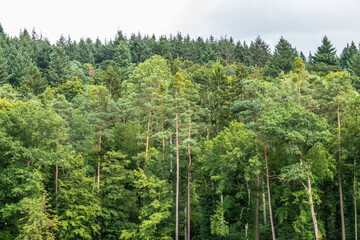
265;37;297;77
249;36;271;68
312;36;340;74
0;47;8;85
340;41;359;69
48;47;72;87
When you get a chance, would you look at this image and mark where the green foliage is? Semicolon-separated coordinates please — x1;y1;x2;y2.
48;47;72;87
249;36;271;68
120;169;173;240
16;193;59;240
265;37;297;77
57;153;100;240
2;27;360;240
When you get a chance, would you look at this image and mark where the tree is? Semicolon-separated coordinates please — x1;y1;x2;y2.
340;42;358;69
312;36;340;74
120;168;173;240
249;36;271;68
199;122;258;239
265;37;297;77
173;72;183;240
18;63;48;96
48;47;72;87
57;153;100;240
114;40;132;68
99;151;137;239
16;193;59;240
0;47;9;85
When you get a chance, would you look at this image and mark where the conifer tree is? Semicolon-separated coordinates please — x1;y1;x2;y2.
48;47;72;87
249;36;271;68
340;41;358;69
265;37;297;77
0;47;8;85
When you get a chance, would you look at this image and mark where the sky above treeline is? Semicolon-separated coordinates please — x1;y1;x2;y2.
1;0;360;55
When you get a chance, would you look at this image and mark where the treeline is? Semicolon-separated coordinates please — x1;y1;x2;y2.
1;24;360;239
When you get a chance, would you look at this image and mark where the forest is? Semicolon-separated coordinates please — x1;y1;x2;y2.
0;23;360;240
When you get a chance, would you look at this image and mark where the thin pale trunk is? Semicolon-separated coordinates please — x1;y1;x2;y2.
255;142;260;240
145;93;154;173
255;174;260;240
162;120;165;170
298;74;301;105
307;176;319;240
184;207;187;240
265;143;275;240
145;111;151;156
187;126;192;240
97;129;102;192
175;90;179;240
97;92;102;192
55;164;58;210
355;170;358;240
221;193;225;234
337;102;346;240
262;179;266;225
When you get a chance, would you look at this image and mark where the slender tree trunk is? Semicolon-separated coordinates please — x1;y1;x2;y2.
338;102;346;240
55;164;58;210
145;92;154;174
262;179;266;225
97;91;102;192
307;176;319;240
187;125;192;240
145;111;151;157
265;143;276;240
255;173;260;240
221;193;225;234
175;90;179;240
355;168;358;240
298;73;301;105
162;120;165;169
255;141;260;240
184;207;187;240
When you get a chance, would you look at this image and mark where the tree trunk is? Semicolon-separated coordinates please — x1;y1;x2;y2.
262;179;266;225
307;176;319;240
97;91;102;192
187;125;192;240
145;92;154;174
162;120;165;170
298;73;301;105
145;111;151;156
221;193;225;234
255;173;260;240
254;111;259;239
355;170;358;240
184;207;187;240
338;102;346;240
175;90;179;240
265;143;276;240
55;164;58;210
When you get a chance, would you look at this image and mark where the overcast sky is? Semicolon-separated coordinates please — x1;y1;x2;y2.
1;0;360;55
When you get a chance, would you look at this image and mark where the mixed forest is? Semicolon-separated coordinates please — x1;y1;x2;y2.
1;24;360;240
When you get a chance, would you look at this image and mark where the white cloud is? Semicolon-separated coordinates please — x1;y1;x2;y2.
0;0;359;53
